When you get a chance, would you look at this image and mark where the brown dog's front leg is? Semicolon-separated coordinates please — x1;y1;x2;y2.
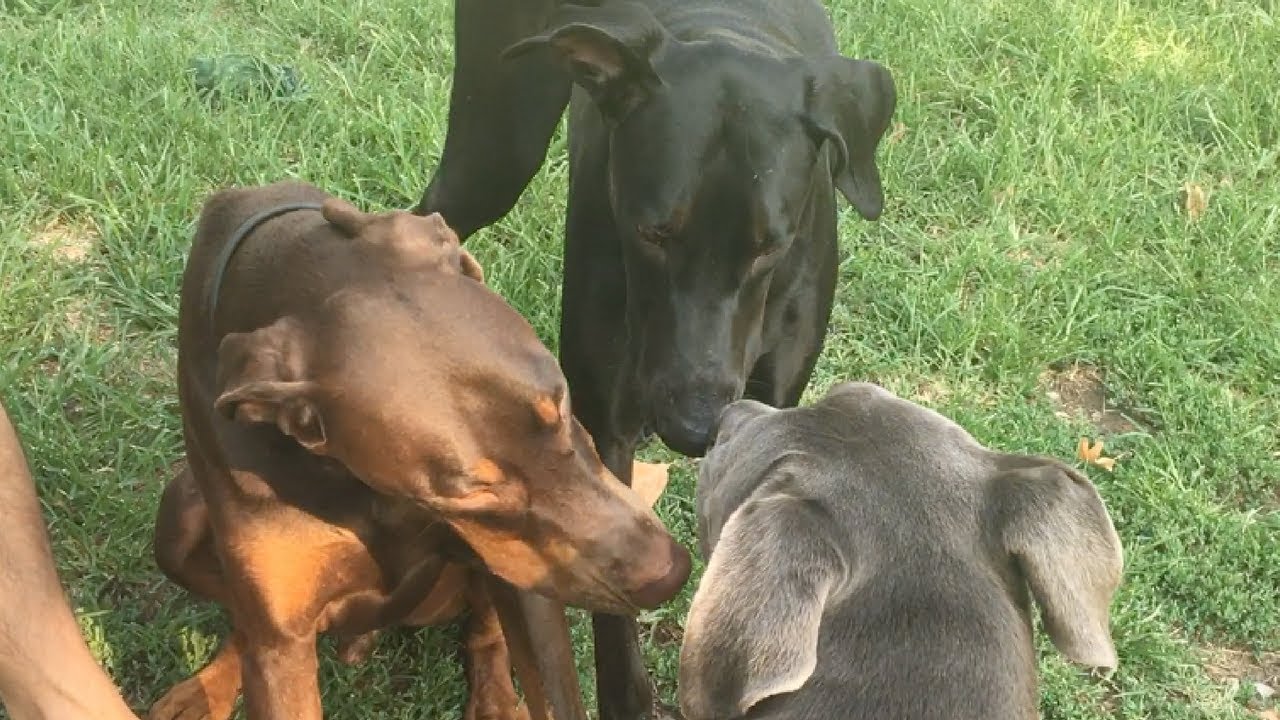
148;635;243;720
240;634;322;720
463;581;527;720
488;577;588;720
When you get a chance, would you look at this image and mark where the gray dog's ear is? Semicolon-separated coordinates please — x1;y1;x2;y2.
803;57;896;220
713;399;776;445
502;0;667;120
214;317;327;451
993;461;1124;669
680;495;843;719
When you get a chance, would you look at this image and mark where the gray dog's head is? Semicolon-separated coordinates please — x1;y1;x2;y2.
679;382;1124;719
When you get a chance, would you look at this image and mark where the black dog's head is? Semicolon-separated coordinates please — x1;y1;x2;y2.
505;1;896;456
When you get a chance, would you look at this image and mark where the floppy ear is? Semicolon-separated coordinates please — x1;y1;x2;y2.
213;317;327;451
502;0;668;120
803;57;896;220
993;461;1124;669
713;399;777;445
680;495;844;719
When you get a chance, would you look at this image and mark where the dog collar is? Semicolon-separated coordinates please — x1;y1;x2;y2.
206;201;325;327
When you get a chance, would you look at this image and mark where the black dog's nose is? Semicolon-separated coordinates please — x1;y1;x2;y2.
656;415;715;458
665;417;716;456
654;383;738;457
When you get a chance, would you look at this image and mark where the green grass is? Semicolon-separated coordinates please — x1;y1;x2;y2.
1;0;1277;717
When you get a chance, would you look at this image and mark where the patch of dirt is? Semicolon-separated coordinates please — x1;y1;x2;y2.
38;355;61;377
96;577;178;626
649;617;684;648
63;297;116;344
908;379;952;406
30;214;99;264
1203;646;1280;710
1040;362;1144;434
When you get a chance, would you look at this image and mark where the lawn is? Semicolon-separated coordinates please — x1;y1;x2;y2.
1;0;1277;717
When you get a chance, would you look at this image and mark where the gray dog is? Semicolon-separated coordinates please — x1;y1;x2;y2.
680;382;1124;719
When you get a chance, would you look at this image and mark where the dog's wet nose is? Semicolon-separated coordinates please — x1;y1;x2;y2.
626;537;692;609
655;382;739;457
657;418;715;457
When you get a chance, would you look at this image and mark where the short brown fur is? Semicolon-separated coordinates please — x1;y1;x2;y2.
151;182;690;720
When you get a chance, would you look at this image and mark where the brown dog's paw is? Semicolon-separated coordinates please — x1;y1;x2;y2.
335;629;379;665
463;690;529;720
148;675;237;720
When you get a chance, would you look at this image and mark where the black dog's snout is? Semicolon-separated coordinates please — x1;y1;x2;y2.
661;416;716;458
653;385;738;458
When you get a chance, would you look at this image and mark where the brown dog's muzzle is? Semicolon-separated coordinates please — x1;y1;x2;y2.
623;532;692;609
445;462;691;614
572;469;692;612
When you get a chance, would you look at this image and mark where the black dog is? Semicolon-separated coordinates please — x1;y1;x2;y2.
418;2;896;718
681;383;1124;719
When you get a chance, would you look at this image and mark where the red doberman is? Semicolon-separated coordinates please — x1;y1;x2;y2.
148;181;690;720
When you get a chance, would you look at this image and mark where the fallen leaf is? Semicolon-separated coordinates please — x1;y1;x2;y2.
888;121;907;143
1255;710;1278;720
1182;181;1208;221
1077;437;1116;472
631;461;671;508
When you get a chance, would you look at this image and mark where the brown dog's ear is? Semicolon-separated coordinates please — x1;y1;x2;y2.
803;57;896;220
416;212;485;283
679;495;843;720
214;317;327;451
993;461;1124;669
457;249;485;284
322;196;369;237
502;1;667;120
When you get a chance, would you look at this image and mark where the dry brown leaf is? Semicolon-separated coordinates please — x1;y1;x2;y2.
631;461;671;508
1077;437;1117;472
1255;710;1279;720
1183;181;1208;221
888;121;908;143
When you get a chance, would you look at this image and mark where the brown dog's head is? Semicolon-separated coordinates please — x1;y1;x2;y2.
212;198;690;614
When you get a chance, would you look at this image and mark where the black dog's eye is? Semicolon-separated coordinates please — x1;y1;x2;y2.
750;231;792;273
637;223;674;248
757;230;791;258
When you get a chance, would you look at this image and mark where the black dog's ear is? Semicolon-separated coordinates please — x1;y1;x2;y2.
992;460;1124;670
679;495;844;719
502;0;667;120
803;57;896;220
214;317;327;452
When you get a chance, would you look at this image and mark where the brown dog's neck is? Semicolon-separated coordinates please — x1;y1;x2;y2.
206;202;325;327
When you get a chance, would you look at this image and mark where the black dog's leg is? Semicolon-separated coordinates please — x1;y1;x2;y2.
558;127;658;720
415;0;571;239
593;441;656;720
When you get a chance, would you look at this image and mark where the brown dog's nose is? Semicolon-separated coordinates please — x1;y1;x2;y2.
627;537;693;609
